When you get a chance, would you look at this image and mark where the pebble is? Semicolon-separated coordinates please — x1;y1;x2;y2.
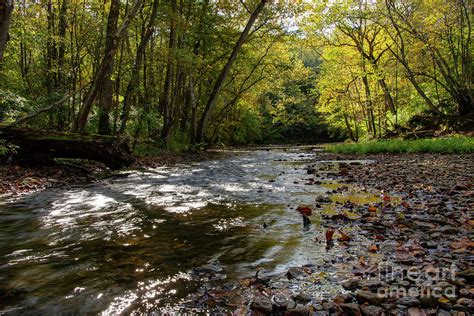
193;264;223;274
360;305;385;316
356;290;385;306
251;296;273;314
286;267;306;280
457;268;474;282
293;293;312;303
396;297;420;307
341;303;361;316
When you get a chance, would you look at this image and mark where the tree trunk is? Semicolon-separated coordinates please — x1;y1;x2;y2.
0;0;13;63
96;0;120;135
195;0;267;143
158;0;177;144
72;0;142;132
119;0;160;134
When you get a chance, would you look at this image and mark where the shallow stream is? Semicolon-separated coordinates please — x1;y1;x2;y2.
0;147;374;314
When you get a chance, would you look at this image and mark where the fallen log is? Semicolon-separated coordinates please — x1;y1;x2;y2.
0;127;134;169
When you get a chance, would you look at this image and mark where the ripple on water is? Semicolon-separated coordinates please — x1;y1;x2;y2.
0;148;374;313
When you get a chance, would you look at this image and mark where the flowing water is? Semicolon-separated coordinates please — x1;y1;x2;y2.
0;147;373;314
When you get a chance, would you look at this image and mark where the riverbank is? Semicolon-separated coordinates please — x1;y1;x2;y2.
182;151;473;314
0;151;223;198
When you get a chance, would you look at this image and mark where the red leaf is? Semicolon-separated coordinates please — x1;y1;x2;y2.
296;206;312;216
325;229;335;242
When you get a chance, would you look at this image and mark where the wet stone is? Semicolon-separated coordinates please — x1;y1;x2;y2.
321;301;337;313
459;289;474;298
251;296;273;314
342;278;361;290
436;309;451;316
360;305;385;316
438;225;459;234
193;264;223;274
396;297;420;307
293;293;312;303
453;304;470;312
419;295;438;308
456;297;474;308
273;296;296;310
457;268;474;283
357;290;385;306
286;267;306;280
285;306;312;315
341;303;361;316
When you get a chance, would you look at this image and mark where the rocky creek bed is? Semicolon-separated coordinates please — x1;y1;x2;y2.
182;152;474;315
0;148;472;315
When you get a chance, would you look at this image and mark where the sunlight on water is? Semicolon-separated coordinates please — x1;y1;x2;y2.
0;147;375;313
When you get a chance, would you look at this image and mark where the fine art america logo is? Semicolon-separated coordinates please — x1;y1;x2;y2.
376;262;457;299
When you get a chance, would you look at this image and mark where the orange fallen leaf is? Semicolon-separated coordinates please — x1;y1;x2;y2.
338;230;351;242
368;245;379;252
333;295;345;304
238;278;252;287
368;206;377;213
450;238;474;250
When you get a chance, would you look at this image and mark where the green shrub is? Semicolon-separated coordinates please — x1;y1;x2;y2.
326;137;474;154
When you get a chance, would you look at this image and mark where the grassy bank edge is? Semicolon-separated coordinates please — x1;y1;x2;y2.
326;137;474;154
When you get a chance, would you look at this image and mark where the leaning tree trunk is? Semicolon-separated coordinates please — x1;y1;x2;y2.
195;0;267;144
72;0;142;132
0;0;14;63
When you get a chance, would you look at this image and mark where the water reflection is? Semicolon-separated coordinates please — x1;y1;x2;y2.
0;148;354;314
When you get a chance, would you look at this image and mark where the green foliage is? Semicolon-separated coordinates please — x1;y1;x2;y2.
326;137;474;154
0;139;18;157
0;0;470;151
0;89;31;123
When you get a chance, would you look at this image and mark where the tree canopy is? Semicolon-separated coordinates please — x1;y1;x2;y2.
0;0;472;150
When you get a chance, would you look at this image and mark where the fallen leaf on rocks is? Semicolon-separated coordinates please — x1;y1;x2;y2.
326;229;335;242
296;206;312;216
368;245;379;252
450;238;474;250
338;230;351;242
368;206;377;213
238;278;252;287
